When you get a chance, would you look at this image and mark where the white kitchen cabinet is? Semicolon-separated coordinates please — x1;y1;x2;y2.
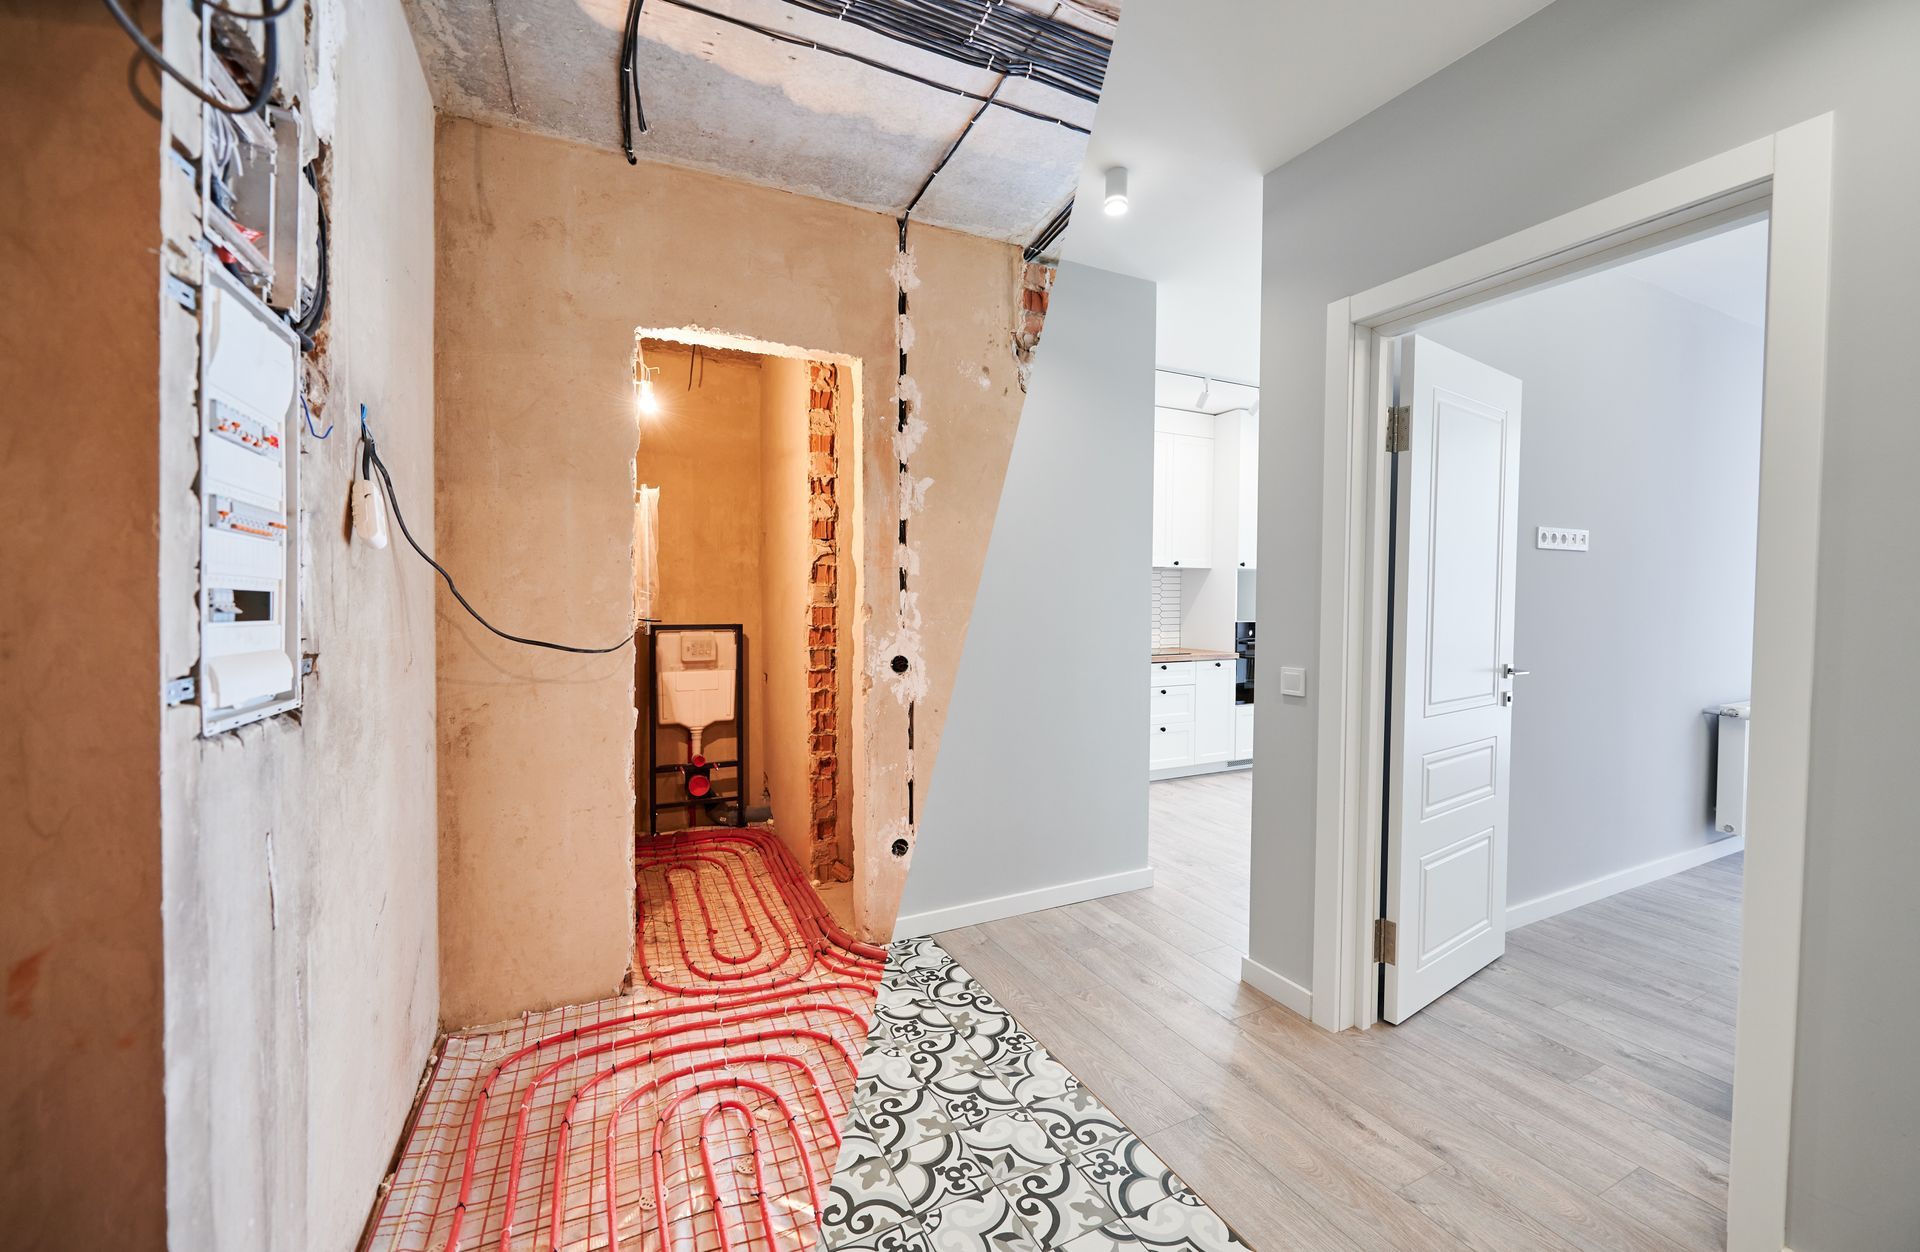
1234;704;1254;760
1235;411;1259;569
1152;409;1213;568
1149;720;1195;770
1194;658;1235;764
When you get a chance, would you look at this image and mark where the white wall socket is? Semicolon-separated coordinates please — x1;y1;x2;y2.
1537;526;1589;552
1278;666;1308;698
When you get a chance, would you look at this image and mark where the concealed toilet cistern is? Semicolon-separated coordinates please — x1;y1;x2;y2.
657;629;736;759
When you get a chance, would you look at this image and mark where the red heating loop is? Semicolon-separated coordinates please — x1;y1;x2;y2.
432;828;885;1252
522;1026;857;1251
626;1076;825;1252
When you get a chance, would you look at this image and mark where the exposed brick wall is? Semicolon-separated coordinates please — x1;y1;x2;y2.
1013;260;1056;390
806;362;851;882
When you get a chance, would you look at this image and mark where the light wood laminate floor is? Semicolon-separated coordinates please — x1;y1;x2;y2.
937;770;1741;1252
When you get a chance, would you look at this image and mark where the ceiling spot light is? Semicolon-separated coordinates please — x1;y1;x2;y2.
1103;166;1130;217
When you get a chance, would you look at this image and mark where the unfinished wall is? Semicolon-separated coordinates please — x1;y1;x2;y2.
436;119;1027;1025
0;5;166;1244
154;2;440;1249
636;343;768;816
758;356;816;865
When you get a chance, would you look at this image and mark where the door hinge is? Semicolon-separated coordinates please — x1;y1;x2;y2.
1373;918;1398;965
1386;405;1411;453
164;675;197;707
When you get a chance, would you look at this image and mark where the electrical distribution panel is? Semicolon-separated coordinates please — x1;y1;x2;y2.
199;264;301;733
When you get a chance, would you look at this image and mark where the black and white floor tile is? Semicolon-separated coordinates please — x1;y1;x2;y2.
822;937;1253;1252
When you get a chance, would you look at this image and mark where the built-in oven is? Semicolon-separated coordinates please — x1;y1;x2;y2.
1234;621;1255;704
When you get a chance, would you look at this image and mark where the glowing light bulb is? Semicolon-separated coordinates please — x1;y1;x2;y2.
638;375;660;416
1103;166;1130;217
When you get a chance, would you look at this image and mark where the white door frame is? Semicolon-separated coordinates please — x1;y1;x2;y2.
1308;116;1833;1252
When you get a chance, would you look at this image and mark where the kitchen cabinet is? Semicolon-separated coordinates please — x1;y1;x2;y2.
1148;656;1238;776
1194;659;1235;764
1235;411;1259;569
1235;704;1254;760
1152;410;1213;568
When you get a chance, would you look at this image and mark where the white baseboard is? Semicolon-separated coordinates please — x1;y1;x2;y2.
893;866;1156;940
1239;955;1314;1019
1507;836;1746;929
1149;760;1250;782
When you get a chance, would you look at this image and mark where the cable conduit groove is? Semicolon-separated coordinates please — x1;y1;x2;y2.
370;827;886;1252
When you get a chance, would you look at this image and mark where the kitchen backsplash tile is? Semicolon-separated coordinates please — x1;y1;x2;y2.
1150;569;1183;649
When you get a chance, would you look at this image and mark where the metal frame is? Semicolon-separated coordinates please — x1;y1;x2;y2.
644;623;749;836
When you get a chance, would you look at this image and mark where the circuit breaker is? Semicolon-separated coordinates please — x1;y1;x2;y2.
198;264;301;733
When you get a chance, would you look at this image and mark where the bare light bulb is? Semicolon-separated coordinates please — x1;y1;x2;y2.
1103;165;1130;217
637;374;660;417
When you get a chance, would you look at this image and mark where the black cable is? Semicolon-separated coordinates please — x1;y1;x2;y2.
365;433;646;655
293;163;329;351
101;0;278;117
619;0;649;163
196;0;300;16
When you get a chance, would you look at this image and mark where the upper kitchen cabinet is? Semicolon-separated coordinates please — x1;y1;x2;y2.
1152;408;1214;568
1235;410;1258;569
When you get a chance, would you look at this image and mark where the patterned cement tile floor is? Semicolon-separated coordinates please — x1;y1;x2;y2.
823;936;1251;1252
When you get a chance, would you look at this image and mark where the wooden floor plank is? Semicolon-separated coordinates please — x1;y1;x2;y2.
933;771;1742;1251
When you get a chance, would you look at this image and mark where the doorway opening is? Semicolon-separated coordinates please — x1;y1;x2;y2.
632;330;865;931
1314;119;1834;1248
1373;216;1767;1028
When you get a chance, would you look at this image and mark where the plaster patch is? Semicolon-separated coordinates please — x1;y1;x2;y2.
890;246;921;293
896;313;916;354
894;412;927;462
894;543;920;578
897;472;934;518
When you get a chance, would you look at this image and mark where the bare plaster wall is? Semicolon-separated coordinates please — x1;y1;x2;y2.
156;2;440;1248
0;5;166;1244
758;355;816;865
638;344;768;814
435;118;1027;1025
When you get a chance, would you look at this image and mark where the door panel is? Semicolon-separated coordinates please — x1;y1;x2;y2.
1384;336;1523;1025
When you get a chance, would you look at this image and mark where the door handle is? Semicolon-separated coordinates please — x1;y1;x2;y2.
1502;664;1531;678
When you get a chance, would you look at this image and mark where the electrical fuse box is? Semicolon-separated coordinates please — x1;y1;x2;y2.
198;263;300;732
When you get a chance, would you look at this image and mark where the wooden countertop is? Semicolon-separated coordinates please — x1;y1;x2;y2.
1150;649;1237;663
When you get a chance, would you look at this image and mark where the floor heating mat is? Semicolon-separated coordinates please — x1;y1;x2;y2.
364;827;887;1252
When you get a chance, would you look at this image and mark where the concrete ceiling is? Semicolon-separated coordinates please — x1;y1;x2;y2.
401;0;1118;244
1057;0;1559;382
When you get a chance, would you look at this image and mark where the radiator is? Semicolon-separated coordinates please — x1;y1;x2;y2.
1710;701;1751;838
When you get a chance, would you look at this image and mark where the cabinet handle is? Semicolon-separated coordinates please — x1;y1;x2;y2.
1159;727;1166;732
1173;561;1181;566
1160;689;1167;694
1214;661;1222;667
1239;562;1246;567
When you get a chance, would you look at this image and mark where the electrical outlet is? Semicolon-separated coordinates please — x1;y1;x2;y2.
1279;666;1308;698
1536;526;1589;552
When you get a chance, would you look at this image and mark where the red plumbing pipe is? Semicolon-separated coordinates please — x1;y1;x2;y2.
698;1101;781;1252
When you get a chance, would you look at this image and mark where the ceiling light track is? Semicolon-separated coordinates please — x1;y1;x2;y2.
781;0;1112;102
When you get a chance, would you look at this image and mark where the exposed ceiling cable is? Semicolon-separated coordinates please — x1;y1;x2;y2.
1023;197;1072;261
627;0;1091;143
784;0;1112;101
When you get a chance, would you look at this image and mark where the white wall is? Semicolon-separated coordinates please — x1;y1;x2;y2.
901;262;1156;933
1423;267;1762;912
1251;0;1920;1245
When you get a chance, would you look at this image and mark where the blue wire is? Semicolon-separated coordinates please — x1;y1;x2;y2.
302;393;333;440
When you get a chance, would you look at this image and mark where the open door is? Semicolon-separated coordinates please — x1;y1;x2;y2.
1382;335;1523;1024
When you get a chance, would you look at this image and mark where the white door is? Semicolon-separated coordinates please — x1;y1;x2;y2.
1237;412;1259;569
1166;432;1214;567
1151;430;1172;566
1382;336;1523;1024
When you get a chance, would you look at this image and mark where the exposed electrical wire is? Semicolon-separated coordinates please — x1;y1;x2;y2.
293;163;329;351
1023;197;1072;261
620;0;1092;155
362;420;652;654
101;0;279;117
619;0;651;163
780;0;1112;101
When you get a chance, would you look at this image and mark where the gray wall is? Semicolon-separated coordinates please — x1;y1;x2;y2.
158;3;441;1248
1252;0;1920;1245
904;263;1156;926
1424;269;1762;909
